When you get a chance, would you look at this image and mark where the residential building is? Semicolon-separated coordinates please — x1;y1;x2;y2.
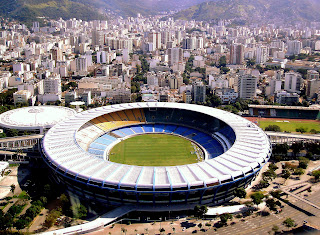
238;75;257;99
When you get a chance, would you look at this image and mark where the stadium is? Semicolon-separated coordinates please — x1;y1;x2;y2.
41;102;272;207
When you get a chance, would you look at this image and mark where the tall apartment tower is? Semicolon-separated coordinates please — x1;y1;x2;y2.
167;48;183;66
148;32;161;50
192;82;206;103
230;43;244;65
238;75;257;99
92;30;104;46
255;46;269;64
284;72;302;93
287;40;302;55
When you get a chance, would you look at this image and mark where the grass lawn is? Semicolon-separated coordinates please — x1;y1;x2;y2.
109;134;197;166
258;120;320;133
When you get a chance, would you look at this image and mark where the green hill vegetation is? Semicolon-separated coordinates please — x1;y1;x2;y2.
173;0;320;24
0;0;106;26
0;0;210;25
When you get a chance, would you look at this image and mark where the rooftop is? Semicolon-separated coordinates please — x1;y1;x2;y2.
0;106;77;130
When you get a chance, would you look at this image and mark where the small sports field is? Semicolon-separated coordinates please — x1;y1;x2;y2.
109;134;197;166
246;117;320;133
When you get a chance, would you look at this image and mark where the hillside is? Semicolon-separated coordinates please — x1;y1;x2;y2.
0;0;106;25
0;0;209;25
172;0;320;24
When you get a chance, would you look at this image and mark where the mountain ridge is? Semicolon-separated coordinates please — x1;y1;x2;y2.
0;0;209;26
172;0;320;24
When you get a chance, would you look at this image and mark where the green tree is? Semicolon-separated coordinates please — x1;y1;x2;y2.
234;187;246;198
282;169;291;179
14;218;29;230
219;213;232;225
312;170;320;181
310;129;319;134
298;157;309;169
44;208;61;228
283;218;296;227
219;56;227;67
265;198;279;211
194;205;208;218
7;129;19;137
220;67;230;74
269;163;278;171
10;184;16;195
262;169;277;181
251;191;264;206
0;132;7;138
71;204;87;219
258;180;269;189
246;59;255;67
296;127;307;134
265;125;281;132
0;210;13;230
270;190;282;199
294;168;305;176
272;225;279;233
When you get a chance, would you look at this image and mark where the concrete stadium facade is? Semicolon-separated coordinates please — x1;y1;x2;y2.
41;102;272;207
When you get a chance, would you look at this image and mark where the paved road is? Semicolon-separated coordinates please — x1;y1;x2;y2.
185;191;320;235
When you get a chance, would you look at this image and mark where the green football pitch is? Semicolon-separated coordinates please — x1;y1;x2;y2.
109;134;198;166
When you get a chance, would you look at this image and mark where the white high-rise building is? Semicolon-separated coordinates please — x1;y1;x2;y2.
75;57;87;73
97;51;107;64
255;46;269;64
43;76;62;95
238;75;257;99
287;40;302;55
284;72;302;93
168;48;183;66
148;32;161;50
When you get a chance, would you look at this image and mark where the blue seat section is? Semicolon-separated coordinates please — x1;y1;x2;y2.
95;137;113;146
144;108;223;133
90;143;106;150
191;131;210;141
173;126;190;135
88;133;118;157
164;125;177;133
119;127;135;136
196;136;213;146
153;124;165;133
218;126;236;144
131;125;144;134
142;125;154;133
182;129;196;136
111;130;126;137
88;148;104;156
100;134;117;142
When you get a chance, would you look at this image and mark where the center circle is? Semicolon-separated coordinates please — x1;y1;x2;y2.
108;133;203;166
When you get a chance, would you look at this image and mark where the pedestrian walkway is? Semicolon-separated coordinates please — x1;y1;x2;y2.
40;205;136;235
